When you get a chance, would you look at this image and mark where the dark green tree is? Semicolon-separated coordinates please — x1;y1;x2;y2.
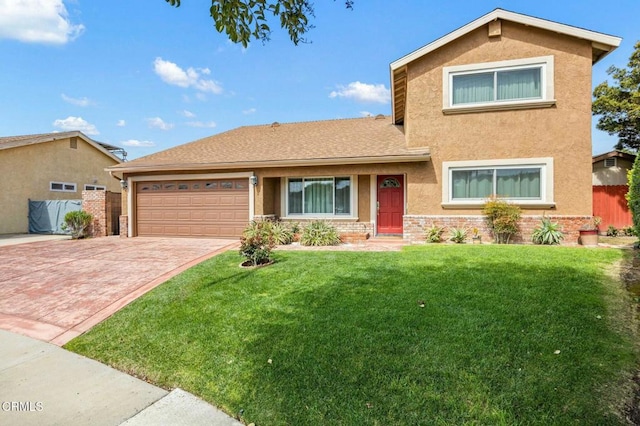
165;0;353;47
592;41;640;151
626;154;640;236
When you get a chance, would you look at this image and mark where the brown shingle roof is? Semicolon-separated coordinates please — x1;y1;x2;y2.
110;116;429;172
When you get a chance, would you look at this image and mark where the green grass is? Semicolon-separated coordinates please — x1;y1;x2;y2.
66;245;638;425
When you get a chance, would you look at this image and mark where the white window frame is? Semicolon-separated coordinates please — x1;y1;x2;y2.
50;181;77;193
282;176;358;219
84;184;106;191
603;157;617;168
442;56;555;114
441;158;555;208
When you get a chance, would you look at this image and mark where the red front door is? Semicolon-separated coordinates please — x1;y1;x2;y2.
377;175;404;235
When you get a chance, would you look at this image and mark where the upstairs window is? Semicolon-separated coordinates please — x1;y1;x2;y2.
452;67;542;105
443;56;554;113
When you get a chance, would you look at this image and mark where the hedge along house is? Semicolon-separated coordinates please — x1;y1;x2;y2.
109;9;621;243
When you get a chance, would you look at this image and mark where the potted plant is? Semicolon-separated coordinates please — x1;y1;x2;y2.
579;216;601;246
471;227;482;244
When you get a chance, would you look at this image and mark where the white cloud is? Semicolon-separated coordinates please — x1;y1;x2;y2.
52;116;99;135
61;93;91;107
0;0;84;44
153;57;223;94
181;110;196;118
243;108;257;115
186;121;217;128
121;139;155;147
116;119;126;127
329;81;391;104
147;117;174;131
360;111;373;117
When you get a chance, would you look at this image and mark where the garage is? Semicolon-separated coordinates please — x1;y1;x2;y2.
135;178;250;237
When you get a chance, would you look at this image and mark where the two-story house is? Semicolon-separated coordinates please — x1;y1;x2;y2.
108;9;621;243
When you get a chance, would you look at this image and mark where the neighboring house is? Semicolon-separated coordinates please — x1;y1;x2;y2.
109;9;621;243
592;150;635;229
0;131;124;234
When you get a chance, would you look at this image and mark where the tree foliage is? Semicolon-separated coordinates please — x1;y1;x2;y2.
592;41;640;151
165;0;353;47
626;154;640;237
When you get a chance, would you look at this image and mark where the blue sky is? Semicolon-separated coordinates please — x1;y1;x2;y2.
0;1;637;160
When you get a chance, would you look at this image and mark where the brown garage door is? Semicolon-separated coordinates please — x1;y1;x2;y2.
136;179;250;237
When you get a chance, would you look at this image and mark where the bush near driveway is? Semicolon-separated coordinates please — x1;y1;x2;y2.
66;246;639;425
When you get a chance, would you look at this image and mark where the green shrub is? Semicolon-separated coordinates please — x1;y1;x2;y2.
239;221;275;266
449;228;467;244
425;225;445;243
531;217;564;245
62;210;93;239
622;226;636;236
627;155;640;237
606;225;619;237
483;198;521;244
270;221;295;245
300;220;341;246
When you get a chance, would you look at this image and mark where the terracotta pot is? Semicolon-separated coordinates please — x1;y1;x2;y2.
579;229;599;246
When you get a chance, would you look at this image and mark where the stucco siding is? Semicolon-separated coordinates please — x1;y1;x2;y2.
403;20;593;216
0;137;121;234
593;158;633;186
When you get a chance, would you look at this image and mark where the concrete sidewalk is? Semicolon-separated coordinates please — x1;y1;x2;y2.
0;330;242;426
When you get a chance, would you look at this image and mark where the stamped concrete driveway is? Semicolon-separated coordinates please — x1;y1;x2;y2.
0;237;238;346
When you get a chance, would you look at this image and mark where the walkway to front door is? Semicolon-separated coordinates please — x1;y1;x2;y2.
377;175;404;235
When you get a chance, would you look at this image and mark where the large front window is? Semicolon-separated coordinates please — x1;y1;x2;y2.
452;167;542;200
287;177;351;216
442;158;554;208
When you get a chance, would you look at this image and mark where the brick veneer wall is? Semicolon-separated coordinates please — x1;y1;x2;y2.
403;215;593;245
279;219;374;235
120;215;128;238
82;190;122;237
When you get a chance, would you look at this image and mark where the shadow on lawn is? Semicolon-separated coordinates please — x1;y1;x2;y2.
230;249;633;425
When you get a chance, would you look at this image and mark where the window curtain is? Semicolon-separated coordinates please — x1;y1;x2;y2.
496;169;541;198
304;178;333;214
452;72;494;105
452;170;493;199
335;177;351;215
497;68;541;101
288;179;303;214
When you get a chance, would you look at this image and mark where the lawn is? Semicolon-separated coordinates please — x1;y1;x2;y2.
66;245;638;425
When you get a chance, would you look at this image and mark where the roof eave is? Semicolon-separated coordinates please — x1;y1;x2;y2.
107;152;431;174
390;8;621;71
592;150;636;163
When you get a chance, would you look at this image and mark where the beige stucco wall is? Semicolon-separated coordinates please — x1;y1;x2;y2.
123;162;426;227
0;137;121;234
402;20;594;216
593;158;633;186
